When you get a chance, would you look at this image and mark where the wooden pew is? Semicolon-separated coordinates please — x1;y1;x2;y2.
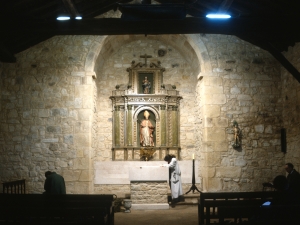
0;194;115;225
2;179;26;194
198;191;278;225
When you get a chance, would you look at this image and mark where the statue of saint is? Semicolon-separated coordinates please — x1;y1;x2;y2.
140;110;155;147
232;121;240;148
142;76;151;94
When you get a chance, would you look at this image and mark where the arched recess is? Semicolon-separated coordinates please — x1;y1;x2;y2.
185;34;213;76
85;34;212;162
84;36;107;73
133;105;160;122
84;34;212;77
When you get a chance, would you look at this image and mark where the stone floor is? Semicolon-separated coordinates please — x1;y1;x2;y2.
115;204;199;225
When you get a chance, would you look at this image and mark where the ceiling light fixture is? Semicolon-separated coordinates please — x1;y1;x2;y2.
56;16;71;21
206;14;231;19
75;16;82;20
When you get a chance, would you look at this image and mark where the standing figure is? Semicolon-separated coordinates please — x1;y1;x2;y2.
142;76;151;94
232;121;240;147
140;110;155;147
43;171;66;194
163;154;183;205
285;163;300;200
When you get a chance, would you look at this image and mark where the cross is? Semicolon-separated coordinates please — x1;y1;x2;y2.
140;54;152;66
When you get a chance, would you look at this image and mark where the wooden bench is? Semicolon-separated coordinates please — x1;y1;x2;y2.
2;179;26;194
0;194;115;225
198;191;278;225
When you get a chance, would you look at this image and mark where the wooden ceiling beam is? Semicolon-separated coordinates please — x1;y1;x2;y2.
10;17;294;37
236;33;300;83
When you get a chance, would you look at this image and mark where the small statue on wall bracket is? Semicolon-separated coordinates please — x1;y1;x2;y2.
232;121;241;148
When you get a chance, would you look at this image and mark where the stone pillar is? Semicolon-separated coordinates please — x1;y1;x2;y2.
127;105;133;146
200;76;228;191
160;105;166;146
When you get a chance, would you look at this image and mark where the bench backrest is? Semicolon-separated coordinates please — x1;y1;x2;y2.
198;191;279;225
2;179;26;194
0;194;116;225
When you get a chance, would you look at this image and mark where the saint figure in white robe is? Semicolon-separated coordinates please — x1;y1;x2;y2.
140;110;155;147
163;154;183;202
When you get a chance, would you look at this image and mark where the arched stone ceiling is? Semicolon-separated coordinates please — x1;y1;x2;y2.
85;34;211;78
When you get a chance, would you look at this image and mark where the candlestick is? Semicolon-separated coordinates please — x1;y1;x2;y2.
185;159;201;194
192;153;194;159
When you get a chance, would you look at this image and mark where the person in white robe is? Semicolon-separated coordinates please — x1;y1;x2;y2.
163;154;183;204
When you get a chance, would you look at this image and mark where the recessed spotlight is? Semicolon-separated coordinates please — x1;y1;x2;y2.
57;16;70;21
206;14;231;19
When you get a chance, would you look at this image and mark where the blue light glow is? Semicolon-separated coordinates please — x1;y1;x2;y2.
206;14;231;19
56;16;70;21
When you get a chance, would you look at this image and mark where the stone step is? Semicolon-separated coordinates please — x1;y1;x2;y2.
114;192;200;208
168;193;199;205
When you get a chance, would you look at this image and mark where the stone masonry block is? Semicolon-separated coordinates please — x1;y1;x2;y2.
38;109;49;117
204;77;223;86
204;86;224;94
204;94;227;104
200;166;216;178
74;157;90;170
63;170;81;181
204;105;221;118
216;167;242;178
207;178;222;191
78;109;92;121
204;127;226;142
79;170;91;181
74;133;90;147
75;85;93;97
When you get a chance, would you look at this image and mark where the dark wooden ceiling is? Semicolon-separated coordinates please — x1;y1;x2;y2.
1;0;300;80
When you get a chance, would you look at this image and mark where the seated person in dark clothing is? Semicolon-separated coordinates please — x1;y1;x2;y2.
44;171;66;194
285;163;300;200
272;175;293;205
251;175;297;224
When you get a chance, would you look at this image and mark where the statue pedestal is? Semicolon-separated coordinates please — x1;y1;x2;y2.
129;166;169;210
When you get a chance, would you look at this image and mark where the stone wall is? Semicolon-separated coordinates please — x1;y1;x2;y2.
282;43;300;171
1;33;297;194
131;181;168;204
194;34;285;191
0;35;101;193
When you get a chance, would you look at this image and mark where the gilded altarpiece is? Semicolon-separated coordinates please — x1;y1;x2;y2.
110;60;182;161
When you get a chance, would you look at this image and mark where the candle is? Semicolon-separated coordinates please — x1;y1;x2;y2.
192;154;194;159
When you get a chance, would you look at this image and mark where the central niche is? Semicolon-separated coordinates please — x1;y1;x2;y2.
110;58;182;161
138;110;156;147
139;73;154;94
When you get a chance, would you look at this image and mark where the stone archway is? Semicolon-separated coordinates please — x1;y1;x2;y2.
85;34;212;192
